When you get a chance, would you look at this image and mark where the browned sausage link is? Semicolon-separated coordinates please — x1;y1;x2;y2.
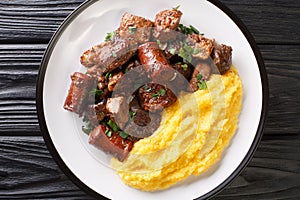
138;42;174;83
63;72;96;115
89;125;133;162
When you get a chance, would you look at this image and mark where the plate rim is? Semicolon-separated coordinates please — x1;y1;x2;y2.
36;0;269;199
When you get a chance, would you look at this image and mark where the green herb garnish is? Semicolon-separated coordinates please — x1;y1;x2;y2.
105;72;112;79
129;110;136;120
119;131;129;139
189;25;200;34
107;119;119;132
152;88;166;98
169;48;176;55
178;24;201;35
182;64;189;71
178;43;194;63
156;39;161;45
89;88;104;98
196;74;207;90
105;31;116;41
128;26;137;34
144;85;152;92
173;5;181;10
82;121;94;135
105;129;112;137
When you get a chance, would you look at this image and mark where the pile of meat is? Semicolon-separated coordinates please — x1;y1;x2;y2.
63;8;232;162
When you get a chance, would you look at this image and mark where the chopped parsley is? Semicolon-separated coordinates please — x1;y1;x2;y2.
178;42;201;63
169;48;176;55
173;5;181;10
119;131;129;139
105;31;116;42
152;88;166;98
128;26;137;34
105;72;112;79
196;74;207;90
178;24;202;35
129;110;136;120
105;129;112;137
182;63;189;71
107;119;119;132
143;85;152;92
89;88;104;98
82;118;94;135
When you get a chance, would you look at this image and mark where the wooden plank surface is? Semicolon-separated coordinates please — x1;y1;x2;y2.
0;0;299;199
0;136;298;200
0;0;299;44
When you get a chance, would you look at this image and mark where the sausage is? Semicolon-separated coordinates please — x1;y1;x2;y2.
138;42;174;83
63;72;96;115
89;125;134;162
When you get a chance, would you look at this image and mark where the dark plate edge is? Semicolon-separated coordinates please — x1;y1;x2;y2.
196;0;269;200
35;0;269;200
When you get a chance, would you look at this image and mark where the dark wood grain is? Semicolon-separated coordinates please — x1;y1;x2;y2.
0;0;299;199
0;0;299;44
0;136;298;200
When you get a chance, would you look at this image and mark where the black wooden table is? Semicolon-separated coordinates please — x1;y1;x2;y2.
0;0;299;199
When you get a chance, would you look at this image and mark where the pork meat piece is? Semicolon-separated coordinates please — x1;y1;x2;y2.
85;101;108;126
189;62;211;92
118;13;154;44
153;9;183;42
138;83;177;112
64;72;96;115
124;110;161;138
106;97;129;129
108;71;124;92
89;125;134;162
80;37;137;72
186;34;215;60
211;43;232;75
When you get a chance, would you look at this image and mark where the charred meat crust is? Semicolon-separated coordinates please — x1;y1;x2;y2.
63;72;96;115
89;125;134;162
80;37;137;72
211;43;232;75
153;9;183;42
138;83;177;112
118;13;154;44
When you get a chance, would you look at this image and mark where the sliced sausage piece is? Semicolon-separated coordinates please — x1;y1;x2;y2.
85;101;108;126
63;72;96;115
80;37;137;72
106;97;129;129
153;9;183;42
89;125;133;162
138;83;177;112
138;42;174;83
118;13;154;44
186;34;215;60
189;62;211;92
211;43;232;75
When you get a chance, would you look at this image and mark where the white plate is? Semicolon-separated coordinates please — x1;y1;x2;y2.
37;0;268;199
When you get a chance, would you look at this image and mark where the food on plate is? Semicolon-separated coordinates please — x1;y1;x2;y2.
63;6;242;191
